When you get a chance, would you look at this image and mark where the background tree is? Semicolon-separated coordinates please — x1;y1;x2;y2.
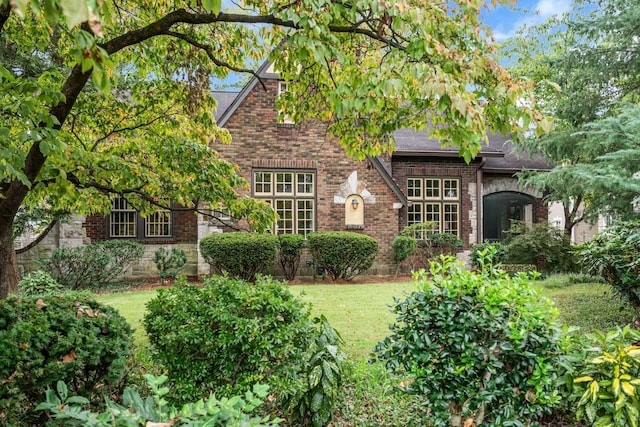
506;0;640;236
0;0;545;298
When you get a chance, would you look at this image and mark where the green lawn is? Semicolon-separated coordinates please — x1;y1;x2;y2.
97;277;637;362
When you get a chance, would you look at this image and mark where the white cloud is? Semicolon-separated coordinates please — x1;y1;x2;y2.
535;0;571;17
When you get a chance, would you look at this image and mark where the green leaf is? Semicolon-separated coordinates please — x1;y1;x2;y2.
202;0;221;14
60;0;89;28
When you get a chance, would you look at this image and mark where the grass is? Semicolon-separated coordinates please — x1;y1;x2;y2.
97;275;638;362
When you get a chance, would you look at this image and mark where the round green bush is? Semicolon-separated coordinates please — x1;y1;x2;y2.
143;275;315;407
0;292;132;425
18;270;63;296
392;235;416;264
307;231;378;280
373;257;562;426
199;232;279;281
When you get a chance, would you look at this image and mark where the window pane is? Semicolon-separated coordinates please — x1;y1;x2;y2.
254;172;272;195
425;179;440;199
443;179;459;199
443;203;459;235
110;197;137;237
146;210;172;237
297;200;314;237
275;199;294;234
407;178;422;199
297;173;314;195
276;172;294;195
425;203;441;232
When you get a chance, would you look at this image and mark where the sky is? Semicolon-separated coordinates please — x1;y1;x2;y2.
483;0;572;41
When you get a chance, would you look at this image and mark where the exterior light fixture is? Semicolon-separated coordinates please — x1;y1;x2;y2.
351;198;360;210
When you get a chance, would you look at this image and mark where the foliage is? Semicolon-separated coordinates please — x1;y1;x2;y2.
373;256;562;426
0;292;132;425
152;247;187;285
0;0;547;299
307;232;378;280
291;315;347;427
37;374;281;427
278;234;304;281
200;232;279;281
469;241;507;270
392;235;416;264
143;275;314;409
559;326;640;427
507;0;640;231
41;240;144;289
504;221;577;273
400;222;437;239
18;269;63;295
580;220;640;310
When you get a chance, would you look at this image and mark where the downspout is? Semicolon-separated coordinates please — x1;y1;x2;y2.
476;158;487;244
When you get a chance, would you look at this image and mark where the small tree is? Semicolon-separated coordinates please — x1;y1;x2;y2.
153;247;187;286
374;256;562;426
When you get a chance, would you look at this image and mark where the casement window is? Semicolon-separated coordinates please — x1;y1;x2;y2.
110;196;173;238
407;178;460;237
253;170;315;237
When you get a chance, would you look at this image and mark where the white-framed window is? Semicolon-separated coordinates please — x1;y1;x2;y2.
407;177;460;236
277;81;294;124
253;169;315;237
110;196;173;238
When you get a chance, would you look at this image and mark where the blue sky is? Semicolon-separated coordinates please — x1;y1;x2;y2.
483;0;572;41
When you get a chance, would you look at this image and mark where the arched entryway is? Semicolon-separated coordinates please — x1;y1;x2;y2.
483;192;534;241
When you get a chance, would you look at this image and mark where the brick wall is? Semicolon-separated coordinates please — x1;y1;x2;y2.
214;79;402;274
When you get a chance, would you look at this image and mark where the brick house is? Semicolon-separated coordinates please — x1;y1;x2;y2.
16;62;550;279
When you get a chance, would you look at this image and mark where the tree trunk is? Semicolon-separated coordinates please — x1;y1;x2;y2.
0;224;19;298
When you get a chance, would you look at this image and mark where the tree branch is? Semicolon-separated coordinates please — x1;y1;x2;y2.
15;220;58;254
0;3;10;33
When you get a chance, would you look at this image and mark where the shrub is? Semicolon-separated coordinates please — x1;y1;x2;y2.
580;220;640;310
153;247;188;285
392;235;417;275
18;270;63;296
504;221;577;273
559;326;640;426
401;221;437;238
200;232;279;281
144;275;315;407
41;240;144;289
38;374;281;426
469;241;507;270
0;292;132;425
307;231;378;280
373;256;562;427
278;234;304;280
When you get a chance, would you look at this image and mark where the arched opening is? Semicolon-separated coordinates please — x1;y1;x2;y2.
345;194;364;226
483;192;534;241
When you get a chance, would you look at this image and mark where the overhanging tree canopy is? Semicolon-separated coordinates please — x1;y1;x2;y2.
0;0;544;297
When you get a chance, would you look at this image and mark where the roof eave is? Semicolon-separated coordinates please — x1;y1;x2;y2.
367;156;408;206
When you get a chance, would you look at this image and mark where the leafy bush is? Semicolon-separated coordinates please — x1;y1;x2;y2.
580;220;640;310
0;292;132;425
41;240;144;289
200;232;279;281
144;275;346;424
504;221;577;273
373;256;562;427
278;234;304;280
559;326;640;426
18;270;63;296
392;236;416;264
38;374;281;426
401;221;437;238
470;241;507;269
153;247;187;285
144;275;313;407
307;231;378;280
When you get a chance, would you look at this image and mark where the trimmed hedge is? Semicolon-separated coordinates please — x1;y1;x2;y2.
307;231;378;280
200;232;279;281
0;292;132;425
